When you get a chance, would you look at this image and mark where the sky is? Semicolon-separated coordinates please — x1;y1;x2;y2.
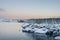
0;0;60;19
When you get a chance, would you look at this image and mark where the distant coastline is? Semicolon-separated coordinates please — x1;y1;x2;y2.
17;18;60;24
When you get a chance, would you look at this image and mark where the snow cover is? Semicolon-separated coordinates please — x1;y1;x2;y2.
22;23;30;27
34;28;48;33
22;23;60;37
22;24;34;32
55;36;60;39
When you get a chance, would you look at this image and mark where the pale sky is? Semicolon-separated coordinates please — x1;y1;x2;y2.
0;0;60;19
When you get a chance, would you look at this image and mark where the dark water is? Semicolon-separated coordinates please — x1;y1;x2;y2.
0;22;55;40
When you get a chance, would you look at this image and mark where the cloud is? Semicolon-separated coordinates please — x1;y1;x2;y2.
0;8;5;11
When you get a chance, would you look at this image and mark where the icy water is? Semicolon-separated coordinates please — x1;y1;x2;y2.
0;22;55;40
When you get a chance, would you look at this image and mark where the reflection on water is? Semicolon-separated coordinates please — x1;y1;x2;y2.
0;22;55;40
33;34;55;40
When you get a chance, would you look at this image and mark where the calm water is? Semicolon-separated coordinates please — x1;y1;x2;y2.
0;22;35;40
0;22;55;40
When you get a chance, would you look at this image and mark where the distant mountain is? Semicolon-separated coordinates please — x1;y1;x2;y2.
0;18;18;22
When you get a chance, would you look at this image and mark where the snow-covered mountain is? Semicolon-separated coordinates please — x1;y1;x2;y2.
0;18;18;22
